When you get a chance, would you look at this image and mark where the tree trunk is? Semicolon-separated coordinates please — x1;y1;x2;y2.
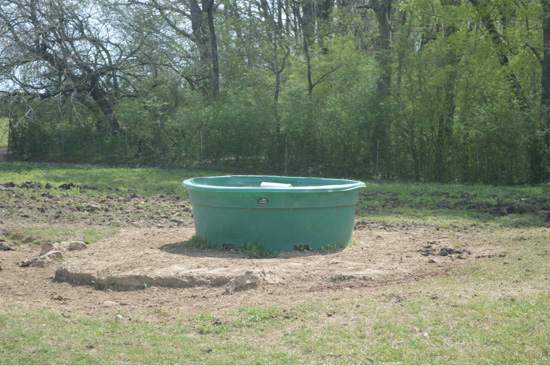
261;0;282;102
90;85;122;135
541;0;550;180
189;0;219;100
469;0;527;110
434;0;460;182
372;1;392;97
359;0;393;178
303;33;314;97
359;0;393;95
205;0;219;99
296;0;316;97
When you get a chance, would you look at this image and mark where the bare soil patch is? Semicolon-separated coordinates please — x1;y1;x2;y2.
0;184;495;321
53;224;474;292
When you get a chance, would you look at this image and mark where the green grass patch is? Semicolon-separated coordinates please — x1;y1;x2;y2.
1;161;548;229
186;236;279;258
238;241;279;258
186;237;348;258
317;242;349;253
2;285;549;363
0;161;222;197
355;181;549;228
0;118;8;148
186;235;221;251
0;158;549;363
6;225;118;246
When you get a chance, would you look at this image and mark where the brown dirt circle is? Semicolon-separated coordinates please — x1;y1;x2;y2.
0;222;493;321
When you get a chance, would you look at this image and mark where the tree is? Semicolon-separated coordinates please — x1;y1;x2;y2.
0;0;156;135
290;0;341;97
433;0;461;181
358;0;394;177
526;0;550;181
359;0;392;96
468;0;528;109
253;0;290;102
541;0;550;180
128;0;220;100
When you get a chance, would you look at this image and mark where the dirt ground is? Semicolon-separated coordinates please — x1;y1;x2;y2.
0;182;498;321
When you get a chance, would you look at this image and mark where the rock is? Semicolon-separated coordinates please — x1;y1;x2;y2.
114;314;123;321
40;241;54;255
260;269;279;285
104;300;119;307
31;259;45;267
39;250;63;261
42;241;87;255
66;241;87;251
225;270;261;293
18;260;32;267
45;183;52;189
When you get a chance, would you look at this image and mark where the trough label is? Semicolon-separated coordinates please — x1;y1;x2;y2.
257;197;269;205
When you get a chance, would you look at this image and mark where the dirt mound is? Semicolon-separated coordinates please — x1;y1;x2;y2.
0;221;491;320
52;226;474;293
0;180;495;321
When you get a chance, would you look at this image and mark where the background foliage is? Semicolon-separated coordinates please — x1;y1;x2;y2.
1;0;549;184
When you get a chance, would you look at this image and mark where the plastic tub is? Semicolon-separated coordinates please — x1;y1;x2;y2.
182;175;366;251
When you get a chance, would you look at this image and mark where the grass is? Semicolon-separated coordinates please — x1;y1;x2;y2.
1;160;548;227
186;235;348;258
1;242;549;364
1;160;550;363
186;235;221;251
0;118;8;148
355;180;550;228
186;236;280;258
238;241;279;258
6;226;118;246
0;161;221;198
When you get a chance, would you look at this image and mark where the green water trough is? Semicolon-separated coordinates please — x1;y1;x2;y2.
182;175;366;252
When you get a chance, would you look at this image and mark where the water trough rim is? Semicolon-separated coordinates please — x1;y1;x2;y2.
182;175;366;193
